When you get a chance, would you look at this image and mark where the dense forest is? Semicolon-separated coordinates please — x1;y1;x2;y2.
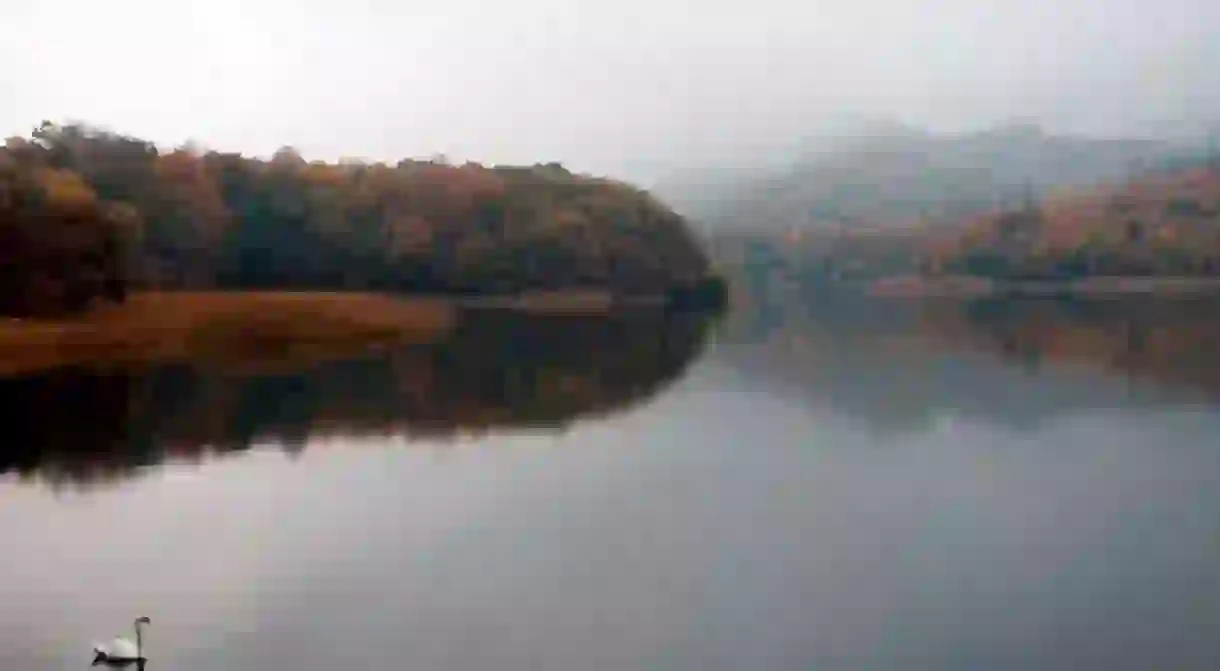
0;122;715;317
928;162;1220;279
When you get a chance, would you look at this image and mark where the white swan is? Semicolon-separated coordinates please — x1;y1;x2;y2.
92;617;151;667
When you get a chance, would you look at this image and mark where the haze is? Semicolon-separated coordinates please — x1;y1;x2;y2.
2;0;1218;183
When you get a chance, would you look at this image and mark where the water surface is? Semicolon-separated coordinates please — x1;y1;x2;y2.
2;300;1220;670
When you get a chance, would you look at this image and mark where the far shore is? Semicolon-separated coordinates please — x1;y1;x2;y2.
867;275;1220;299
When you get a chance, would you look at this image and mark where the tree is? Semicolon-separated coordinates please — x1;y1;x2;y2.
0;121;715;306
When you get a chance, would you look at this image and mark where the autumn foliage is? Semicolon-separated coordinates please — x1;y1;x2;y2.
927;165;1220;278
0;154;129;316
0;122;711;317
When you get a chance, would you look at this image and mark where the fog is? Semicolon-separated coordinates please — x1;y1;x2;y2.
2;0;1218;183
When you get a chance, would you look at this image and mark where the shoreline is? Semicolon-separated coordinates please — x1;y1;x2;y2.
867;275;1220;300
0;282;726;377
0;292;456;377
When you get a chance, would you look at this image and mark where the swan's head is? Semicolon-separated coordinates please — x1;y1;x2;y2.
134;617;151;626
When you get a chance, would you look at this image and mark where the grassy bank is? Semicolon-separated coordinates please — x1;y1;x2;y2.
0;292;457;376
0;275;729;376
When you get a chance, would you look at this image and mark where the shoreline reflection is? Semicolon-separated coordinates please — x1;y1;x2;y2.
0;309;719;487
716;291;1220;434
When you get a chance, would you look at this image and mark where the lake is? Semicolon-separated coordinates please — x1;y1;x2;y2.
2;297;1220;670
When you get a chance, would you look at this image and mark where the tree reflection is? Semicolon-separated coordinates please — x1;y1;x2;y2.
0;308;719;486
717;286;1220;434
923;297;1220;391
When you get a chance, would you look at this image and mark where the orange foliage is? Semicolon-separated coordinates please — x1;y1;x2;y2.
35;168;98;211
932;165;1220;275
0;121;713;311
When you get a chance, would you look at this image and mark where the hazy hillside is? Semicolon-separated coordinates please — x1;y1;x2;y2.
657;121;1195;232
930;162;1220;278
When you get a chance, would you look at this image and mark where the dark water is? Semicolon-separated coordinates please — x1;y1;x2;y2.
3;299;1220;670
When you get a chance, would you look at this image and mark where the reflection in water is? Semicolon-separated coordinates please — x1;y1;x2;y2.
718;288;1220;434
0;309;718;486
4;290;1220;671
929;297;1220;391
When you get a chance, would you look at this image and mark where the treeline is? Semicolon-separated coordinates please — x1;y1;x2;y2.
927;164;1220;279
0;122;712;317
709;163;1220;292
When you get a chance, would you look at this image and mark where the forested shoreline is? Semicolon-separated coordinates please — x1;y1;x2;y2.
708;161;1220;299
0;122;718;318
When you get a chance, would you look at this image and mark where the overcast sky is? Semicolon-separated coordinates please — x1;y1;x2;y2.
2;0;1218;182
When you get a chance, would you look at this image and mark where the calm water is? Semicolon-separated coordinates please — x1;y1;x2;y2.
3;299;1220;670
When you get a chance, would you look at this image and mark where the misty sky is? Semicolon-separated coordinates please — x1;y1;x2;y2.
2;0;1218;182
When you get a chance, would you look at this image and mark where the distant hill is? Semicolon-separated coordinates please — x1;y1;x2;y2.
656;121;1198;232
708;161;1220;294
